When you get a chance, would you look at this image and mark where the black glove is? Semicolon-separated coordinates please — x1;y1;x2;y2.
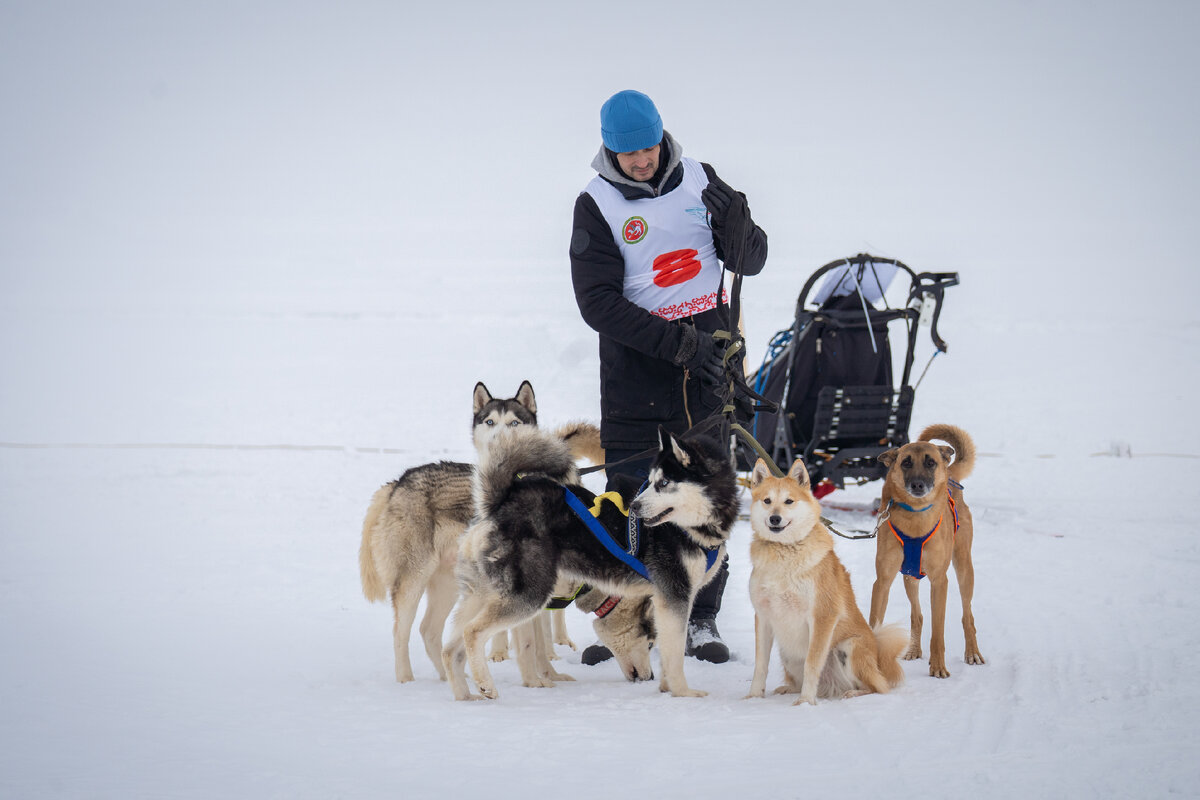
701;177;751;266
683;329;727;387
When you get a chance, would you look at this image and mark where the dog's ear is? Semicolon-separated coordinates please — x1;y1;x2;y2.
938;445;955;466
787;458;810;488
515;380;537;415
878;449;898;468
657;425;690;467
656;425;670;453
750;458;771;487
473;382;492;414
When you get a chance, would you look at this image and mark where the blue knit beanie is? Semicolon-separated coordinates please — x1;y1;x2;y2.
600;90;663;153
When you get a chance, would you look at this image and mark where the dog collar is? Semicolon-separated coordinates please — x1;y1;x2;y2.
593;596;620;619
893;500;934;513
544;583;588;610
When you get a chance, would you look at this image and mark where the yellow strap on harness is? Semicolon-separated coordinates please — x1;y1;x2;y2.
590;491;629;517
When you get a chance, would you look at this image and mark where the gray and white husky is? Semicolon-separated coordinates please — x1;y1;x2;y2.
443;424;739;700
359;381;640;684
359;381;539;682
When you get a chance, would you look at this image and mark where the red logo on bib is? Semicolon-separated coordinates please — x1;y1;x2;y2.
623;216;647;244
652;249;702;287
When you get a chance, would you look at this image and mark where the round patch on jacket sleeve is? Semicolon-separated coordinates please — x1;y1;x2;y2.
570;228;590;256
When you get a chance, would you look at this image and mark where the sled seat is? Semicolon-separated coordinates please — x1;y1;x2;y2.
805;385;914;486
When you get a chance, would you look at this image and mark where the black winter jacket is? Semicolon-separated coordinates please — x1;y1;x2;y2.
569;135;768;449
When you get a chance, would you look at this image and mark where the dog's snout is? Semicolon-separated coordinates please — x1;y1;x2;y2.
907;480;929;497
769;514;782;527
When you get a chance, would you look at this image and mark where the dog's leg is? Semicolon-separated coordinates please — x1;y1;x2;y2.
774;658;803;695
551;608;576;651
901;576;924;660
488;630;510;662
653;594;705;698
774;670;800;695
464;617;508;699
419;565;458;681
868;551;902;628
927;574;951;678
390;576;429;683
443;591;487;700
745;613;773;699
464;597;545;700
511;619;553;687
953;545;986;667
534;613;574;682
795;613;838;706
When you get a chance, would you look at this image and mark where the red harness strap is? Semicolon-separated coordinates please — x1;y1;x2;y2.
593;596;621;619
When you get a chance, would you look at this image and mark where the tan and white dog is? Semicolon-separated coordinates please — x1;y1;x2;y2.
869;423;984;678
746;458;907;705
359;381;623;685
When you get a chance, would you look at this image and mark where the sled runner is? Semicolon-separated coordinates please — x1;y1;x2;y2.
746;254;958;489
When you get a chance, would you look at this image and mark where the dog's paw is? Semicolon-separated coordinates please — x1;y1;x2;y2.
488;652;509;663
929;662;950;679
743;690;765;700
556;636;578;651
523;677;556;688
672;688;708;698
903;646;923;661
396;673;416;684
792;695;818;707
965;649;986;666
547;670;574;682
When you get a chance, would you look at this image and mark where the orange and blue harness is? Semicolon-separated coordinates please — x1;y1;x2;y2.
889;480;962;579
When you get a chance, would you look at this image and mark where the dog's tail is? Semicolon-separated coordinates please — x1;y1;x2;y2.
918;424;976;483
871;622;909;690
554;420;605;467
476;427;579;517
359;484;392;603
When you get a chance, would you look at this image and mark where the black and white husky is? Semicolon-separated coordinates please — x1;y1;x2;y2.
443;424;739;700
360;381;612;684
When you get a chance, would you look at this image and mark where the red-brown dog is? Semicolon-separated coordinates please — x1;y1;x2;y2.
869;424;985;678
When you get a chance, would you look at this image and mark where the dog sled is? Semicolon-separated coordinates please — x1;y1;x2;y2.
744;254;959;491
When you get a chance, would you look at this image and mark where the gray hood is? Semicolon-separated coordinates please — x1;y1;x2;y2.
590;131;683;198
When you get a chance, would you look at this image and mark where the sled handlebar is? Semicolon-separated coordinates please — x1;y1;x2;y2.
911;272;959;353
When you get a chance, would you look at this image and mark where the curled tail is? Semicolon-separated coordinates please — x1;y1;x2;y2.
476;427;579;517
554;420;605;468
872;622;909;690
359;484;391;603
919;424;976;483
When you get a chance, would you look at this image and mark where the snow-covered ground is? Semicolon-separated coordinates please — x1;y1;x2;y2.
3;2;1198;798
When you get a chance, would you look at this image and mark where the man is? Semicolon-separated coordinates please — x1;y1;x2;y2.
569;89;768;664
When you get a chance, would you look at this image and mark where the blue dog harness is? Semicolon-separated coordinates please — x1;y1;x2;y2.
562;485;720;579
888;481;962;579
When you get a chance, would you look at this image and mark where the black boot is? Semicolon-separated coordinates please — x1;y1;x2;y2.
686;556;730;663
686;617;729;663
581;642;613;665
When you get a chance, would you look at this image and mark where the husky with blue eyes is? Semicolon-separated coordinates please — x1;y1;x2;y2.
359;381;607;684
444;424;738;701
